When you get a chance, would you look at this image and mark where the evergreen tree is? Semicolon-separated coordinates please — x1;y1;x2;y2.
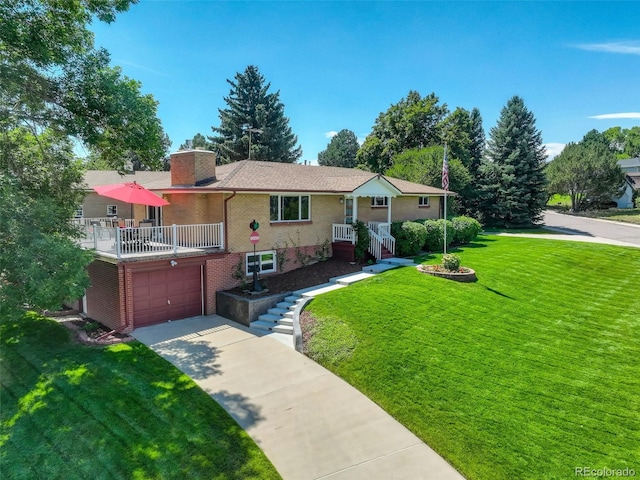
460;107;486;217
210;66;302;164
478;96;547;227
318;129;359;167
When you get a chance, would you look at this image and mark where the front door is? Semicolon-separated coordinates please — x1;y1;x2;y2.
146;206;163;226
344;198;354;224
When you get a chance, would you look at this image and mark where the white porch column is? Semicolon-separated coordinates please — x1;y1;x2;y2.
387;196;392;224
353;195;358;223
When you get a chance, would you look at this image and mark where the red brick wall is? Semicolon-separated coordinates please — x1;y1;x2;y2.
86;260;123;331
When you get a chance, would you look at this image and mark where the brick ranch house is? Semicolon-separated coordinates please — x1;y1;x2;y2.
76;149;451;331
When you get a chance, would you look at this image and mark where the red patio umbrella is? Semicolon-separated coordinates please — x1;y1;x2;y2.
94;181;169;221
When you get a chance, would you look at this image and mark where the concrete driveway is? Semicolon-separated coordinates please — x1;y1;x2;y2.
133;315;464;480
543;210;640;247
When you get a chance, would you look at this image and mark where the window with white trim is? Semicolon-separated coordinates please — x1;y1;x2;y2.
107;205;117;216
419;196;430;207
74;206;84;218
371;196;388;207
246;251;276;275
270;195;310;222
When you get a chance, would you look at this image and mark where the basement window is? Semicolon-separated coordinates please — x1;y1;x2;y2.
246;251;276;275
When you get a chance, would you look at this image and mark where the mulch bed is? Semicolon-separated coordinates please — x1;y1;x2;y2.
226;258;363;298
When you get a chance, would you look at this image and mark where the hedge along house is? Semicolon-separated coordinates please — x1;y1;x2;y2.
77;149;451;331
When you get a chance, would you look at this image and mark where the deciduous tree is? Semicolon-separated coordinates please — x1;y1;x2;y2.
357;91;448;173
546;138;626;211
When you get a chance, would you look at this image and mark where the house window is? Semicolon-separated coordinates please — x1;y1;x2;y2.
246;251;276;275
107;205;117;216
371;196;388;207
74;206;84;218
270;195;310;222
419;196;430;207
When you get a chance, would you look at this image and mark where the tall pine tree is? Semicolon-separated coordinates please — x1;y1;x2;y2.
318;129;359;167
210;66;302;163
478;96;547;227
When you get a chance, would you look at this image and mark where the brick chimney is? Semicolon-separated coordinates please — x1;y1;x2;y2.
170;149;216;186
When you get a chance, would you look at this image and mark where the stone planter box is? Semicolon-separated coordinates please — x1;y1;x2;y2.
216;290;291;327
416;265;477;283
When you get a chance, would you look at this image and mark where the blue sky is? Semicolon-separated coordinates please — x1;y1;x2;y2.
90;1;640;163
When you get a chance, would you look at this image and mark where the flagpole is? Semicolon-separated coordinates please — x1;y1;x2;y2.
443;143;448;255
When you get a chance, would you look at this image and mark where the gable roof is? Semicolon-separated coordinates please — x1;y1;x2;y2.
619;158;640;169
83;160;451;196
627;172;640;190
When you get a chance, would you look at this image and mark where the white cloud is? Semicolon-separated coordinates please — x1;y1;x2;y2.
325;131;338;138
588;112;640;120
574;41;640;55
544;143;565;161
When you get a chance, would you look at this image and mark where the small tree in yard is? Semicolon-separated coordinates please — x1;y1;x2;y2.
546;134;626;211
478;96;547;227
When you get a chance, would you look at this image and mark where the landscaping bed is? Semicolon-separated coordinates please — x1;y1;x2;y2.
225;258;362;297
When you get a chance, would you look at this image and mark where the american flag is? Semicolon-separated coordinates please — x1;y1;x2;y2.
442;145;449;191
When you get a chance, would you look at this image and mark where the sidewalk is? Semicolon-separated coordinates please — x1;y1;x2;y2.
133;315;464;480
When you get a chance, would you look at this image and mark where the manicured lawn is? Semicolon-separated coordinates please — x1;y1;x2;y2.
305;236;640;480
0;313;281;479
547;193;571;207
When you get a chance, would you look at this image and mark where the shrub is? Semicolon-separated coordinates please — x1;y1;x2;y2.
452;216;482;244
390;221;428;257
422;219;454;252
353;220;370;262
441;253;461;272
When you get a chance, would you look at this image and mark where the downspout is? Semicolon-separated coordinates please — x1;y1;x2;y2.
223;191;237;252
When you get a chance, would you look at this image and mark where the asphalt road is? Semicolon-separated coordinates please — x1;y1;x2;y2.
542;210;640;246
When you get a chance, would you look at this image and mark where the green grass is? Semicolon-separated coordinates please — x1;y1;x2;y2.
306;236;640;480
0;313;281;480
547;193;571;207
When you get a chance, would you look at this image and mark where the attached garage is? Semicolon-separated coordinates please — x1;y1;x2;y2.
132;266;203;327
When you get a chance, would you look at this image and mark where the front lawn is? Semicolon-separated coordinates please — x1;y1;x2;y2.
0;313;281;479
305;236;640;480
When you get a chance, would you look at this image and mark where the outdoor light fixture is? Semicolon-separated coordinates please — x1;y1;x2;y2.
170;260;177;267
339;197;344;204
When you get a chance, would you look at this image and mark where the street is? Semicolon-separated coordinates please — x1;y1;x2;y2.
542;210;640;246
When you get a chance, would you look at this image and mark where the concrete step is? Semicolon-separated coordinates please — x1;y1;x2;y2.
362;263;397;273
330;271;376;285
293;282;336;296
258;313;293;326
250;320;294;334
284;295;302;303
379;257;414;266
299;283;347;298
276;301;296;310
267;307;289;317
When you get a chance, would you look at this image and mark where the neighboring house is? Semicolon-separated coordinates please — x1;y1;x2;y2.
76;149;451;331
619;157;640;173
614;159;640;208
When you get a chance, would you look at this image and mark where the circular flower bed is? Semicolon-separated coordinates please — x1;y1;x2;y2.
416;264;477;283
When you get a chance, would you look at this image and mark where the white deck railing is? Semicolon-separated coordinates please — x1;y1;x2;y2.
73;217;135;227
368;222;395;256
368;229;383;260
79;223;224;259
332;223;355;244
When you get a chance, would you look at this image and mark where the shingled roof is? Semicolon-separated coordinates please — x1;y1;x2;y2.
84;160;451;196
